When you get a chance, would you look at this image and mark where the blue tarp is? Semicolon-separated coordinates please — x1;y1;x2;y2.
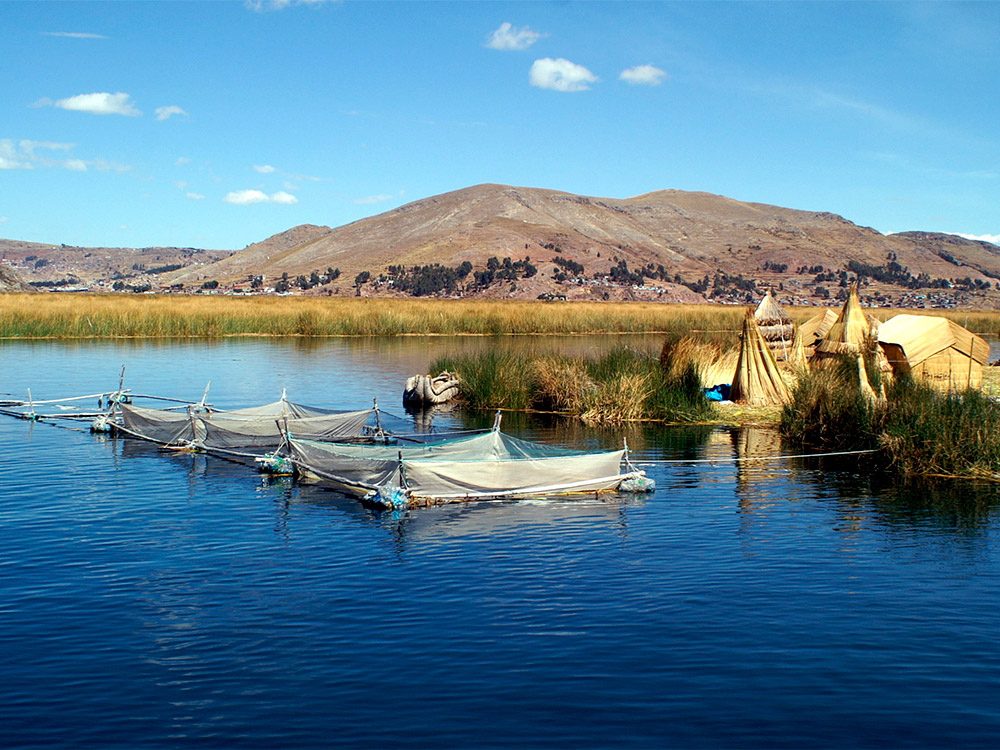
703;384;731;402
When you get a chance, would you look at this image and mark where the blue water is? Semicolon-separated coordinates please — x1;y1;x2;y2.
4;339;1000;748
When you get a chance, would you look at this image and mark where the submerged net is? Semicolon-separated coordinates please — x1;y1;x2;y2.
119;404;204;445
119;400;378;451
289;430;630;500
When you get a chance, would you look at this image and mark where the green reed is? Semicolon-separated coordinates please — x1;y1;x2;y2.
429;346;716;423
781;355;1000;481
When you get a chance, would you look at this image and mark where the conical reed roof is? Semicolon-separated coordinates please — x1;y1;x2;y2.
813;284;871;357
730;310;791;407
754;289;791;326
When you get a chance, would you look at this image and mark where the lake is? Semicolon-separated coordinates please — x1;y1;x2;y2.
3;336;1000;748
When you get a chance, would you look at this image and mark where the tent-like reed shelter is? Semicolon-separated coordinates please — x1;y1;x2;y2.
788;308;837;369
811;285;875;367
877;314;989;391
754;290;794;360
730;310;791;406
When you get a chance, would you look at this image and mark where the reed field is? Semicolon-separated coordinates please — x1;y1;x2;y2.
0;293;749;339
4;292;1000;340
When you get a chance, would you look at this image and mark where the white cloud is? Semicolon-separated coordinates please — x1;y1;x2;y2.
155;105;188;121
354;194;393;205
45;92;141;116
0;140;36;169
529;58;598;92
224;189;270;205
186;192;206;201
175;157;192;166
246;0;339;11
0;216;7;223
224;189;298;205
91;159;132;173
620;64;667;86
486;22;545;51
18;140;74;160
270;191;298;205
958;232;1000;245
43;32;108;39
254;164;277;174
0;139;113;171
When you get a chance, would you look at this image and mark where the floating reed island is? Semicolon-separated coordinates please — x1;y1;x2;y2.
427;286;1000;481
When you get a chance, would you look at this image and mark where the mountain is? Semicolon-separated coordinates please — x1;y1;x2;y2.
0;239;232;290
170;184;1000;305
6;184;999;306
0;264;35;293
167;224;332;286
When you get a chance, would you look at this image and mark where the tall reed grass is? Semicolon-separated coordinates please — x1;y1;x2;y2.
781;355;1000;480
7;292;1000;339
0;293;747;339
430;346;715;423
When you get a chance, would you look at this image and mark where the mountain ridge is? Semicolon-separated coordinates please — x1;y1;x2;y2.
3;184;999;307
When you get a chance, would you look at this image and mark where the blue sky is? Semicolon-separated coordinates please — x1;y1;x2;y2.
2;0;998;249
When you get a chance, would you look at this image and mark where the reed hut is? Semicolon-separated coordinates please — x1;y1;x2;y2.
877;314;989;391
791;308;838;362
730;310;791;407
811;284;875;368
753;290;794;360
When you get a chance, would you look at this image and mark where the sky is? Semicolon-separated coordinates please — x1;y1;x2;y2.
2;0;999;250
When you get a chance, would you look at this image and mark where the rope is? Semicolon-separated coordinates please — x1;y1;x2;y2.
632;448;877;465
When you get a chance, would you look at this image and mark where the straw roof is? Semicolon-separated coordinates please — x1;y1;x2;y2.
796;308;838;347
790;308;837;368
730;310;791;407
754;290;792;326
753;290;795;359
877;314;989;366
813;284;873;358
877;314;989;390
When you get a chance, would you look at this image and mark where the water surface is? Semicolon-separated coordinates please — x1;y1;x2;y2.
3;337;1000;748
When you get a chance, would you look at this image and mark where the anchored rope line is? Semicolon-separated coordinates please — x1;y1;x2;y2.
633;448;877;465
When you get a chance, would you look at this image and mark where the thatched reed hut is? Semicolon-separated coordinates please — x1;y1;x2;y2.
730;310;791;407
811;285;876;367
789;308;838;368
754;290;794;360
877;314;990;391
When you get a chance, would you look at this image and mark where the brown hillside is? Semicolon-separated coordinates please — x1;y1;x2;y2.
177;183;1000;304
167;224;331;285
0;239;232;288
0;264;35;293
4;185;998;305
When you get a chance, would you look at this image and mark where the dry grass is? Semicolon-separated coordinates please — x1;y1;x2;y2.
660;336;740;387
580;373;654;423
530;357;597;412
430;346;717;423
0;293;749;338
